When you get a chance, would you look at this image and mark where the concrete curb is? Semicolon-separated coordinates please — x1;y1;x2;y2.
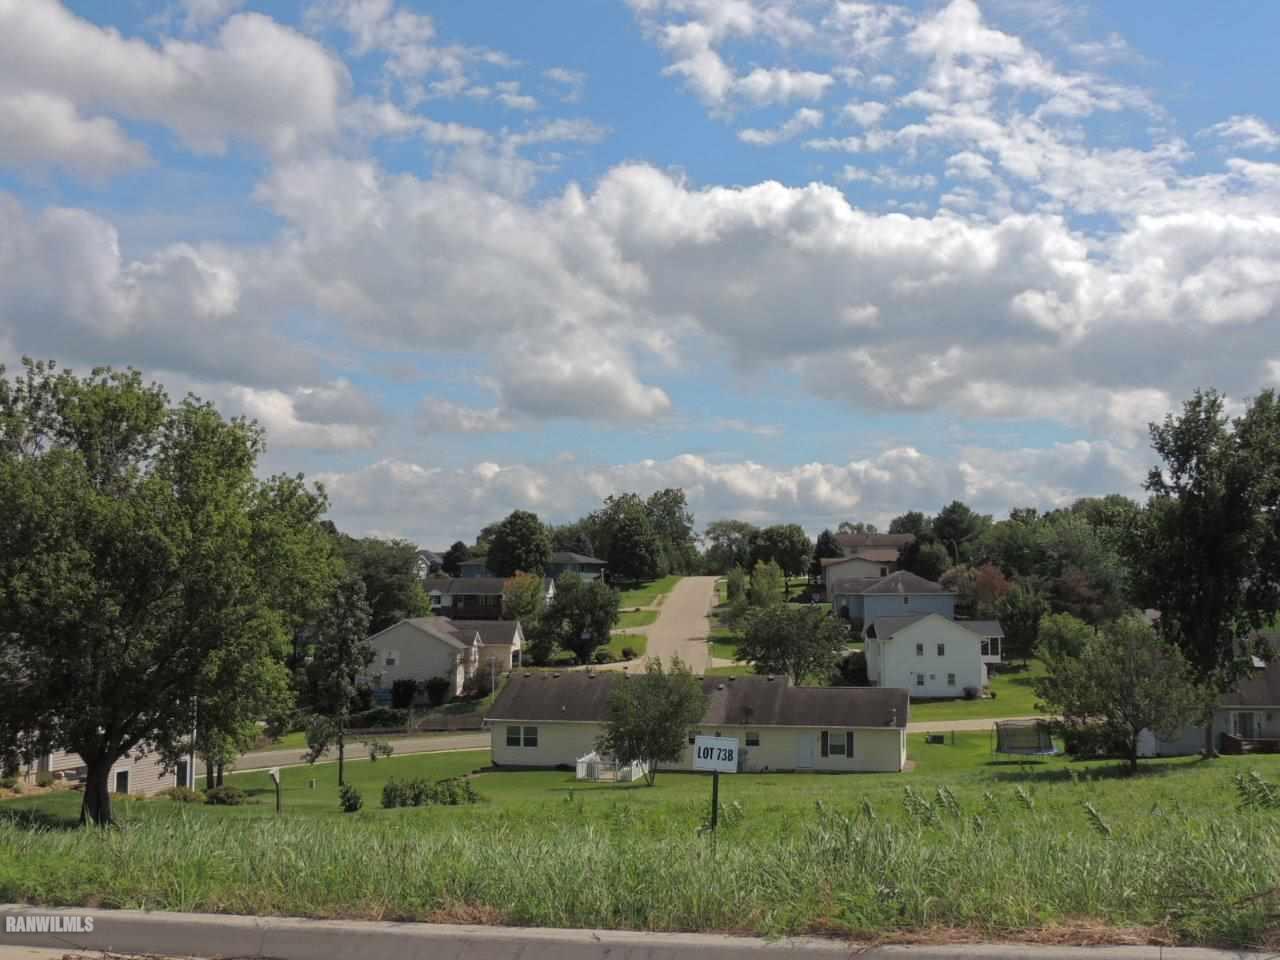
0;906;1268;960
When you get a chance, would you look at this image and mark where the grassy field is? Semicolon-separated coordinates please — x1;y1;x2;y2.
604;632;647;659
908;660;1047;722
616;609;658;630
4;738;1280;946
618;576;681;609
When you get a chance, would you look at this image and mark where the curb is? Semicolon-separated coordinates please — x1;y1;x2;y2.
0;906;1267;960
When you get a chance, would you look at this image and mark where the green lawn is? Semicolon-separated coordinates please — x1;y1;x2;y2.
604;632;647;660
4;739;1280;944
908;660;1047;722
707;625;738;660
617;575;681;609
616;609;658;630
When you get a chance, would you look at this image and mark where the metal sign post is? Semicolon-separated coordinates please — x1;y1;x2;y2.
268;767;281;814
692;735;738;834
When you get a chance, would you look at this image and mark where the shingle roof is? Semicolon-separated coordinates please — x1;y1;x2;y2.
834;532;915;551
860;571;949;595
829;577;883;595
401;617;468;650
549;551;607;565
486;673;908;729
850;547;902;563
867;614;1005;641
422;576;508;596
468;620;521;646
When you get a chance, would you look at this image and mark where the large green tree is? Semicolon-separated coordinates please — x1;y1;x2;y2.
0;360;336;824
888;511;931;537
502;571;546;625
897;538;950;582
703;519;758;573
486;510;551;577
1035;616;1202;774
747;559;786;608
932;500;991;565
1131;390;1280;722
543;573;620;664
997;581;1048;664
646;487;699;574
596;657;707;786
336;536;429;634
441;540;470;577
810;528;843;580
603;494;661;584
304;576;374;787
751;523;812;582
736;605;851;686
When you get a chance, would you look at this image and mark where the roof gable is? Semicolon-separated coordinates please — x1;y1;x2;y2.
869;614;982;645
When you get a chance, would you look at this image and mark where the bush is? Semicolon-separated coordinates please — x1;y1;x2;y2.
408;778;432;807
353;684;375;713
339;784;363;813
162;785;205;803
425;676;451;707
381;779;409;809
963;686;980;700
0;776;17;790
390;678;420;709
593;648;616;664
35;772;54;788
830;651;869;686
1060;723;1126;759
348;706;406;729
620;646;638;661
205;785;245;806
381;777;478;809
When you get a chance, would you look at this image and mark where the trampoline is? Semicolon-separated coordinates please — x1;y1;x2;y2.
992;719;1057;756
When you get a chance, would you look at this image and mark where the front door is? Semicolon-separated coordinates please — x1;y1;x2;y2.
1235;712;1258;739
795;733;816;769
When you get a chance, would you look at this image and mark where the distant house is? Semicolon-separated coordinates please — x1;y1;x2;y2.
865;613;1003;699
21;747;191;797
457;558;492;578
833;531;914;556
831;570;956;624
415;549;445;578
366;616;525;700
821;549;900;596
485;672;909;773
544;551;608;581
1140;632;1280;757
423;576;556;620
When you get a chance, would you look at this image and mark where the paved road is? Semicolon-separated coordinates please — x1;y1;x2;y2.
0;906;1260;960
641;575;717;672
229;733;488;772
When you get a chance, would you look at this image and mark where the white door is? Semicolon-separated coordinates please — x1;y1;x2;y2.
795;733;816;769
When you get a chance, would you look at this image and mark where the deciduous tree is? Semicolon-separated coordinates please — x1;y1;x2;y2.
502;571;546;625
748;559;786;608
441;540;470;577
304;576;374;787
603;494;661;584
703;519;758;573
337;536;429;634
486;510;551;577
597;657;706;786
543;574;620;664
736;605;851;686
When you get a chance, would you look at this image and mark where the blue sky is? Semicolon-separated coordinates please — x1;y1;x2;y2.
2;0;1279;545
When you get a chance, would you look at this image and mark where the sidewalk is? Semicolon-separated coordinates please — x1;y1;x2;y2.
0;906;1267;960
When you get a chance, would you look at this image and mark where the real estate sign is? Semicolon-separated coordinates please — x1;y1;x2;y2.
692;735;739;773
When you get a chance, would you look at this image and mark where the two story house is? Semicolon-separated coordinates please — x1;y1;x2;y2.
864;614;1005;698
367;616;525;700
423;577;556;620
831;570;956;625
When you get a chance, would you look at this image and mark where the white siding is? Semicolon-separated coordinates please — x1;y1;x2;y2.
875;615;985;699
30;748;178;797
489;721;905;773
367;621;467;696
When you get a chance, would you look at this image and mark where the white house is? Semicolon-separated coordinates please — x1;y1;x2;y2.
485;672;909;773
366;617;523;699
864;613;1000;699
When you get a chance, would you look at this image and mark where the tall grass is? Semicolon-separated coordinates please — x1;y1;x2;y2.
2;773;1278;945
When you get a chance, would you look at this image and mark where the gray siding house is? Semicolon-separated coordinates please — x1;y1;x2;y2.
544;551;608;581
831;570;956;624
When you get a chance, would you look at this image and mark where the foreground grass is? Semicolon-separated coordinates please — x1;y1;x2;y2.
4;740;1280;946
617;576;681;609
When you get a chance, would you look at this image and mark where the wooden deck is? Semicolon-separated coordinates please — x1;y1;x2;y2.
1221;734;1280;755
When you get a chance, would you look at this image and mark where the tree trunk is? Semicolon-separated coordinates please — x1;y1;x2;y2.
80;757;114;827
1203;723;1218;759
1127;742;1139;776
205;756;215;789
215;764;224;788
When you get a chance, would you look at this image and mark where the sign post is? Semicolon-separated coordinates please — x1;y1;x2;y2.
692;735;738;834
268;767;281;814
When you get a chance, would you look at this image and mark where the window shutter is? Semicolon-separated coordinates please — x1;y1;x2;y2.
820;731;829;757
845;731;854;757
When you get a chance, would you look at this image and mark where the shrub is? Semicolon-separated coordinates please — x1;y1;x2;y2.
348;707;406;729
425;676;451;707
620;646;638;661
162;786;205;803
830;651;869;686
593;648;616;664
365;739;394;762
390;678;420;709
9;782;22;795
339;784;363;813
408;778;432;807
353;683;375;713
963;686;980;700
0;776;17;790
35;772;55;788
205;785;245;806
381;779;409;809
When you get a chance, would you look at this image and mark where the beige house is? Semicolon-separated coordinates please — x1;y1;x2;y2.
22;747;189;797
367;617;523;699
821;550;900;595
486;673;909;773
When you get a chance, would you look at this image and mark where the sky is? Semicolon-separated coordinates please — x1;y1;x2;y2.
2;0;1279;547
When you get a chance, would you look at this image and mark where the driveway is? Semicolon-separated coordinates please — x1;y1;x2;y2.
231;732;488;772
640;575;717;672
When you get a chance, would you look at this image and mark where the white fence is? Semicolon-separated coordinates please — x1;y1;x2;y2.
575;752;649;783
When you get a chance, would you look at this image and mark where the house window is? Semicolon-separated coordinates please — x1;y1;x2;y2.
937;643;945;656
846;731;854;756
903;596;910;605
947;673;956;686
430;594;443;607
522;726;538;748
746;732;760;747
1234;712;1258;739
915;673;925;687
384;651;398;667
828;731;847;756
506;726;522;747
880;567;888;577
981;636;1001;657
688;734;696;745
114;769;129;795
915;643;924;656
